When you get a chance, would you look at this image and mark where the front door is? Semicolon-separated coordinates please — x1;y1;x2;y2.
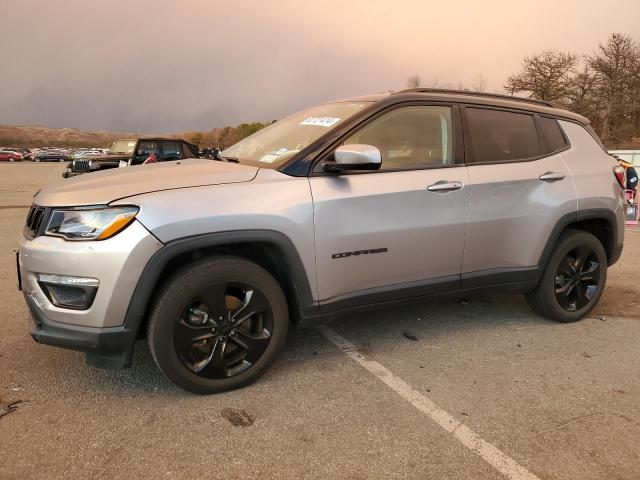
309;104;470;308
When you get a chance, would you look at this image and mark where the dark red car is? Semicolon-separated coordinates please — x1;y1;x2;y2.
0;150;23;162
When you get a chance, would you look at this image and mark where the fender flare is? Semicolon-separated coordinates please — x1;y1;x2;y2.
537;208;621;271
121;230;318;338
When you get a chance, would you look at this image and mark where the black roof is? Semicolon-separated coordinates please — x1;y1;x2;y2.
336;89;590;125
396;88;555;108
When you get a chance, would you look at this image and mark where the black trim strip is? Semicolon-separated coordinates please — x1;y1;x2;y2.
319;275;460;314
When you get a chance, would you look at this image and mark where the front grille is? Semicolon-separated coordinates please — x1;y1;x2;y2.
24;205;49;239
72;160;90;172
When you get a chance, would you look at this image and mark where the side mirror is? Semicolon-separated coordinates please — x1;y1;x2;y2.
323;144;381;173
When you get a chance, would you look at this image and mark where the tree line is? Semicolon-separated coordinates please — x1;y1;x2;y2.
408;33;640;149
506;33;640;148
184;121;274;150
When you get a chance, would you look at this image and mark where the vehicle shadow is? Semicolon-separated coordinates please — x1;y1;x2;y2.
87;292;549;395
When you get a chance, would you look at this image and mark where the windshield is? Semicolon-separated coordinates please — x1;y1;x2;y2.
221;102;370;167
109;140;137;154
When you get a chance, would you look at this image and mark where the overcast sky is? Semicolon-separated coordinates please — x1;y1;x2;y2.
2;0;639;133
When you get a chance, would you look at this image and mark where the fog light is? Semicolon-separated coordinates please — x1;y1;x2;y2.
37;274;99;310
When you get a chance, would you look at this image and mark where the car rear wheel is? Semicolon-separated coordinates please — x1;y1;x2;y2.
525;230;607;323
34;158;40;162
147;255;289;394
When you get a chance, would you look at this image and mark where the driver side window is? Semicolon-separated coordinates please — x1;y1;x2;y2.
137;141;159;157
343;106;453;171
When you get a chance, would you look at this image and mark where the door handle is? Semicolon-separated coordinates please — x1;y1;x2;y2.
539;171;565;182
427;181;463;192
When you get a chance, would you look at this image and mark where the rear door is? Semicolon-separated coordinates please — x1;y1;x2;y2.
309;104;470;308
460;106;577;287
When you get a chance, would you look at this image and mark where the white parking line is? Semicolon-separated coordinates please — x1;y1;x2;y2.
318;326;540;480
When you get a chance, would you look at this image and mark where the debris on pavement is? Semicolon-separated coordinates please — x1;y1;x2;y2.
403;332;418;341
221;408;255;427
0;398;25;418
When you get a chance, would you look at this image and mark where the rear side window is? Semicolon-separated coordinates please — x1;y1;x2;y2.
466;108;541;163
539;117;568;152
160;141;181;160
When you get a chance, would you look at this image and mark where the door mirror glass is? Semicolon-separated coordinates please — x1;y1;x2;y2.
324;144;381;173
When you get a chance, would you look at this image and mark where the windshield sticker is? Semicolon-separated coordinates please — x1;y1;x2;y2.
259;148;289;163
300;117;341;127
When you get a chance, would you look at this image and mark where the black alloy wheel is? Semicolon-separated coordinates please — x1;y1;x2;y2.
525;229;607;323
174;282;273;379
554;245;601;312
147;256;289;394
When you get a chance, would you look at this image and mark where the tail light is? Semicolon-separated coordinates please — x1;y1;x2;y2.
613;165;626;189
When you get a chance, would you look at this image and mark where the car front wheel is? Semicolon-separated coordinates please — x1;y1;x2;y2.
525;230;607;323
147;255;289;394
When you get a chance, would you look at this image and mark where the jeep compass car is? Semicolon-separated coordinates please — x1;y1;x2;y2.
18;89;625;394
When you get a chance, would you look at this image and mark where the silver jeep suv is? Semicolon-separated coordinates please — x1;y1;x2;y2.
18;89;625;394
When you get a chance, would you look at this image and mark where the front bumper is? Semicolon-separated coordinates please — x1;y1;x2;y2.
25;293;137;369
19;219;163;366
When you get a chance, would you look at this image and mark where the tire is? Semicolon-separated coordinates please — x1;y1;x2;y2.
525;229;607;323
34;158;41;162
147;255;289;394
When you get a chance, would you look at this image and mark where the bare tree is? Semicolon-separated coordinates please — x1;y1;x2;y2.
588;33;640;143
505;50;578;102
565;61;600;128
406;74;421;88
472;74;487;92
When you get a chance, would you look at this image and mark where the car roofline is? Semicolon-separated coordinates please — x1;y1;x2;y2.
334;89;590;125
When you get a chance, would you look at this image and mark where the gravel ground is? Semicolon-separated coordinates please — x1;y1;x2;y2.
1;164;639;480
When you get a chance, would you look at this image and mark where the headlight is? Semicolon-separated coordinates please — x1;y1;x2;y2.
45;206;139;241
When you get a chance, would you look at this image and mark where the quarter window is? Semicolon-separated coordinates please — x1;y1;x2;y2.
539;117;568;153
181;142;197;158
343;106;454;170
466;108;541;162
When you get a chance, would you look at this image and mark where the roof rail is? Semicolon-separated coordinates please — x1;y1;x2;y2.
396;88;555;108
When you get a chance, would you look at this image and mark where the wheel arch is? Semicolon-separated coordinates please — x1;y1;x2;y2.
123;230;318;340
539;209;621;271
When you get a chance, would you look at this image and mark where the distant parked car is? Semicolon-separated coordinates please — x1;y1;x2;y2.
69;149;103;160
63;138;199;177
33;149;68;162
6;148;32;160
0;150;23;162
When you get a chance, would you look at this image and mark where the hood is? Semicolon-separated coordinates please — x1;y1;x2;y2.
35;158;259;207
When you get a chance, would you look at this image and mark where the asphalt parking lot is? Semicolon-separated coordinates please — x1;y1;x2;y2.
1;164;639;480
